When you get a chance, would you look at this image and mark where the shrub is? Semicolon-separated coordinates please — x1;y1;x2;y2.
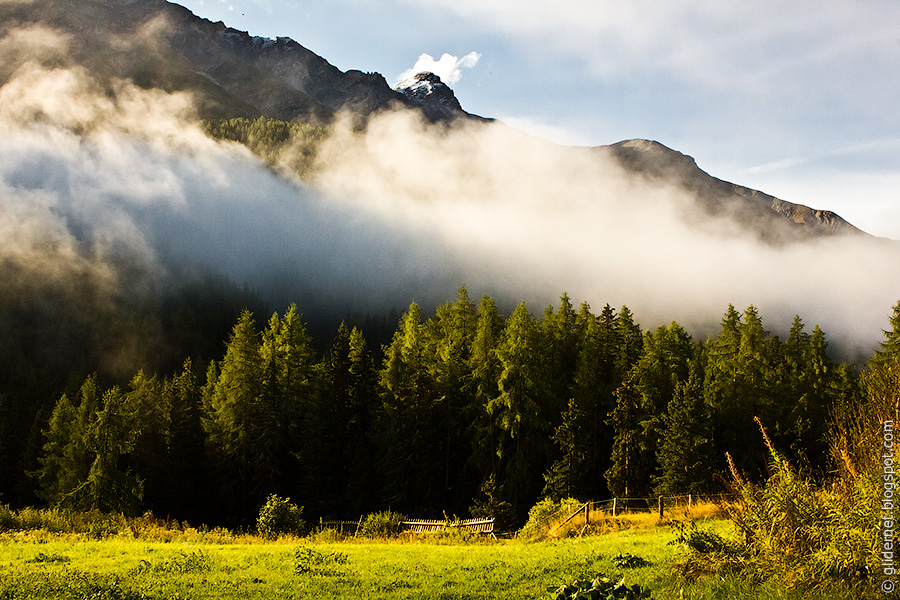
256;494;306;539
358;510;406;539
293;546;349;575
546;575;652;599
520;497;583;540
613;553;651;569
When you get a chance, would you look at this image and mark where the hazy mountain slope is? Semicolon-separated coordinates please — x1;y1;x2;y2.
0;0;423;122
0;0;875;242
597;139;866;243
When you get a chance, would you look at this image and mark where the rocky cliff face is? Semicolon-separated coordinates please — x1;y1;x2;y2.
393;71;468;121
597;139;865;242
0;0;429;122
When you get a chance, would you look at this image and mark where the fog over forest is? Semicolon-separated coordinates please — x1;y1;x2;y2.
2;25;899;365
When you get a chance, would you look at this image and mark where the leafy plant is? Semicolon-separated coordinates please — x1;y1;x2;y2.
547;575;651;599
520;497;583;540
613;553;650;569
135;550;212;574
256;493;306;539
358;510;406;539
293;546;349;575
27;551;70;564
669;519;729;555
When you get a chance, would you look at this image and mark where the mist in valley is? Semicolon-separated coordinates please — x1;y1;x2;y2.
1;24;898;373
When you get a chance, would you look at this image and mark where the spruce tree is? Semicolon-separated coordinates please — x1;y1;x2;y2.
166;358;207;521
604;376;647;498
206;309;266;520
490;302;551;517
69;387;143;514
875;300;900;363
653;362;714;496
33;393;78;505
377;302;442;512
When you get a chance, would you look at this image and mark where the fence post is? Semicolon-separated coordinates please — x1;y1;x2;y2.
658;496;663;519
612;498;617;517
584;503;590;527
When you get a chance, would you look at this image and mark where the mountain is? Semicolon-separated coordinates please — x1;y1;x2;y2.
0;0;483;123
0;0;869;243
393;71;474;122
597;139;865;243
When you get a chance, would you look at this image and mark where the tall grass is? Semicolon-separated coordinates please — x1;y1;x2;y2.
0;506;252;543
675;356;900;597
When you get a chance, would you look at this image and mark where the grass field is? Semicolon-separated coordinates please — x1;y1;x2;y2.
0;518;863;599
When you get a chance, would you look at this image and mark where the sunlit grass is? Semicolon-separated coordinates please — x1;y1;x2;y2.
0;515;860;600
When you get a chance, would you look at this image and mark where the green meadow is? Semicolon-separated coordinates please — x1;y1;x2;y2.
0;520;860;600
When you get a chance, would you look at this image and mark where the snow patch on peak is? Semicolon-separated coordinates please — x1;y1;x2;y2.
393;72;459;108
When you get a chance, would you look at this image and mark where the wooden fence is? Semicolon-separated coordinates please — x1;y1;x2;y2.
401;518;495;536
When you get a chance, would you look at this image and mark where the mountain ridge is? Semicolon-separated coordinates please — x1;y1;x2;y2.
0;0;873;242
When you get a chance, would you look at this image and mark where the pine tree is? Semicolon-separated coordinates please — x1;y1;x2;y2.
653;362;714;496
35;376;101;506
205;309;266;519
319;323;377;515
428;286;478;508
377;302;442;512
68;386;143;514
604;376;648;498
166;358;207;521
33;393;78;505
543;396;591;501
468;295;506;509
490;302;551;516
543;293;579;415
125;372;168;512
875;300;900;363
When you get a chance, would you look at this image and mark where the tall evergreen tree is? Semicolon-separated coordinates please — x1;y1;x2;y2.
124;372;168;513
33;393;78;505
490;302;551;517
468;295;506;513
205;309;267;521
34;376;101;506
377;302;442;512
166;358;208;521
604;376;648;498
653;361;714;496
428;286;478;509
874;300;900;363
68;386;143;514
319;323;378;515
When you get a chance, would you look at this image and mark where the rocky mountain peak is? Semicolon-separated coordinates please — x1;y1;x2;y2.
393;71;464;120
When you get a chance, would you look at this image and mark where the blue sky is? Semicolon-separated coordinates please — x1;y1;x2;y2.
178;0;900;238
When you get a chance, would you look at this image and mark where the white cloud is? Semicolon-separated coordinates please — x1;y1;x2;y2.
398;51;481;85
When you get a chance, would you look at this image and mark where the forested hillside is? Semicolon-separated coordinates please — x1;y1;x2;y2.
22;287;877;529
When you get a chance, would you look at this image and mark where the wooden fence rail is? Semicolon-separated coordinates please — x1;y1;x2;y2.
401;518;495;536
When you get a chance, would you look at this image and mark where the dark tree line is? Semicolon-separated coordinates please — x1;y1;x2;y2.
24;288;875;528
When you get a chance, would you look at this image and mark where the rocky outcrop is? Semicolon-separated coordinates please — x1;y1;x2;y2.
393;72;466;121
597;139;865;243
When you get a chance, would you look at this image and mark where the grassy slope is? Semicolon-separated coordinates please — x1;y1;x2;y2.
0;522;859;600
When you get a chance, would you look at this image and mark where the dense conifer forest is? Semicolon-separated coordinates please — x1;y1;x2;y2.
8;285;889;529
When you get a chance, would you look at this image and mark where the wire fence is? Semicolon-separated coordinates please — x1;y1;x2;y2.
537;494;734;538
313;494;732;539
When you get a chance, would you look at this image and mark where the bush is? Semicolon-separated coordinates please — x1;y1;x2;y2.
256;494;306;539
293;546;349;575
546;575;652;599
358;510;406;539
678;416;874;589
520;497;583;540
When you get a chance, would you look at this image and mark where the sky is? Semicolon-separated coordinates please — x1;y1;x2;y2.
174;0;900;239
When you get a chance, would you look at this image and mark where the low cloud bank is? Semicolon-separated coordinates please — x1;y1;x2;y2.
1;32;898;363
